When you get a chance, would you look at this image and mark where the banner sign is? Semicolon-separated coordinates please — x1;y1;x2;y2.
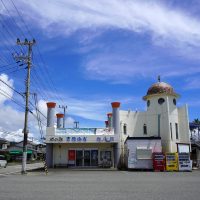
46;135;118;143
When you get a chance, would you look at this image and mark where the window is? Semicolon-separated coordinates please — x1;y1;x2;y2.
175;123;179;140
137;148;152;159
123;124;127;135
170;123;173;140
158;98;165;105
173;98;176;106
147;100;150;107
143;124;147;135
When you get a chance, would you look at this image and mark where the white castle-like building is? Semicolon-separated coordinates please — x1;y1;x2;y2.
119;78;190;153
45;78;191;168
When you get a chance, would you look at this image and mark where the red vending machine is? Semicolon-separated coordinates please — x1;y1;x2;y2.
153;152;165;171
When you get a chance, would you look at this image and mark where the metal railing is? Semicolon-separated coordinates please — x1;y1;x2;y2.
55;127;114;135
190;134;200;148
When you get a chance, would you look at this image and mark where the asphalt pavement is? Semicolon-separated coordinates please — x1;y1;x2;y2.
0;169;199;200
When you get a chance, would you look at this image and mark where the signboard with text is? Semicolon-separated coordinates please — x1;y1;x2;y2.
46;135;118;143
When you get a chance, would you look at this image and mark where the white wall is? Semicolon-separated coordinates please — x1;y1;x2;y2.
178;105;190;143
52;143;114;166
125;139;162;169
119;94;190;153
46;127;55;136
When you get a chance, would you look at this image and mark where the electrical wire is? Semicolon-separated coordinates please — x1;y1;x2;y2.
33;93;44;139
0;0;26;39
8;0;65;104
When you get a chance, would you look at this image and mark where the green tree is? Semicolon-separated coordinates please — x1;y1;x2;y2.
193;118;200;124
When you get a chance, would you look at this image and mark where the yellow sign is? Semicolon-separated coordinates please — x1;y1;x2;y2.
165;153;178;171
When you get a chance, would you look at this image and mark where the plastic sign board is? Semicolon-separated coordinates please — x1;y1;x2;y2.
68;150;75;166
153;152;165;171
165;153;178;171
178;153;192;171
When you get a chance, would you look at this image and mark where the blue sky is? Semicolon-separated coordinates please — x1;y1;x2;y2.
0;0;200;140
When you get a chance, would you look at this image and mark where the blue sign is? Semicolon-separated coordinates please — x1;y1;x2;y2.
96;136;114;142
66;136;87;142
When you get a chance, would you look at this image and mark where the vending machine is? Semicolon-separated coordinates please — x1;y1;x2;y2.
165;153;178;171
178;153;192;171
153;152;165;171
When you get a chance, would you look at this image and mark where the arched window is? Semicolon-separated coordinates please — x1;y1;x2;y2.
123;124;127;135
175;123;179;140
147;100;150;107
143;124;147;135
173;98;176;106
158;98;165;105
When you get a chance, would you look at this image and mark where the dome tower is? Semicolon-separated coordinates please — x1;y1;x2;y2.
142;76;180;152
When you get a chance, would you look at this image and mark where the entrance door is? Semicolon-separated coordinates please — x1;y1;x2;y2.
91;150;98;166
76;150;83;166
84;150;91;166
100;151;112;167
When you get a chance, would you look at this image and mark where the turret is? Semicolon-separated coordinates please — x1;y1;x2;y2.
111;102;121;168
56;113;64;128
111;102;120;135
47;102;56;127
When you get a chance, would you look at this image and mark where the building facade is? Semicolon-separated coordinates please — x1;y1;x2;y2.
45;102;120;168
45;79;191;169
119;80;190;154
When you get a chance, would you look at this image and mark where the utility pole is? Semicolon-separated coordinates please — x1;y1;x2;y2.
15;38;36;174
59;105;67;128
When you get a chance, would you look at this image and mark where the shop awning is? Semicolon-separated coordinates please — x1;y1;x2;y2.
10;150;33;154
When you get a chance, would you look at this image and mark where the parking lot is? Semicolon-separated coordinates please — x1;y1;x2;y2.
0;169;199;200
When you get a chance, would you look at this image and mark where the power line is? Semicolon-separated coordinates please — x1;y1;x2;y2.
30;72;49;101
0;88;25;109
0;65;20;73
0;0;26;39
31;66;54;100
5;67;26;75
33;93;44;140
0;75;47;119
7;0;65;104
33;50;65;104
0;61;20;68
9;0;33;38
0;89;46;127
0;77;24;97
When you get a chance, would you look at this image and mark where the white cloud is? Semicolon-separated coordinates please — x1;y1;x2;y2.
58;95;143;121
43;94;138;122
0;73;45;142
0;128;40;143
54;97;110;121
184;77;200;90
3;0;200;83
82;49;200;83
0;74;14;104
66;117;75;127
5;0;200;46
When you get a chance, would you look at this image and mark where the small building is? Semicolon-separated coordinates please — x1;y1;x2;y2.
190;123;200;167
124;137;162;169
0;138;9;150
7;141;38;161
46;103;119;168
